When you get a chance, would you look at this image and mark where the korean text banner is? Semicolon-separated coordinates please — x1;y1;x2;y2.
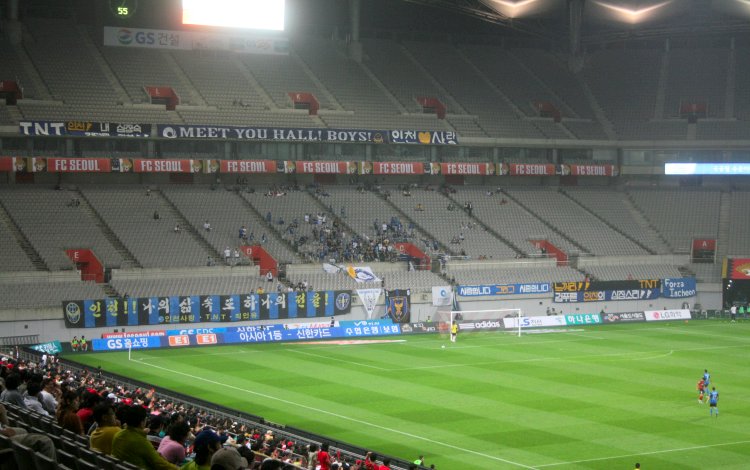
20;121;149;137
91;321;401;351
553;288;660;303
457;283;550;297
389;130;459;145
553;279;660;292
62;290;352;328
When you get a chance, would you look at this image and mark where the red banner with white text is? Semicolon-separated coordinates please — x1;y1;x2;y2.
371;162;425;175
220;160;276;173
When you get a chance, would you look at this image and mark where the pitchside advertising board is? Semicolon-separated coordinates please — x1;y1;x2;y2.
91;320;401;351
63;291;352;328
457;283;550;297
601;312;646;323
644;309;692;321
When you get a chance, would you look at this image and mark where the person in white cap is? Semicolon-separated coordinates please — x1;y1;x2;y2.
211;447;249;470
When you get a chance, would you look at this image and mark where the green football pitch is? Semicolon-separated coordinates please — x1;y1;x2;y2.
69;321;750;469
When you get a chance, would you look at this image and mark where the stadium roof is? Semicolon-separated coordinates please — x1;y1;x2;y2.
348;0;750;44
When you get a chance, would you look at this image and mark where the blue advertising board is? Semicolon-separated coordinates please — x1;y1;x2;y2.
661;278;697;298
91;321;401;351
457;283;550;297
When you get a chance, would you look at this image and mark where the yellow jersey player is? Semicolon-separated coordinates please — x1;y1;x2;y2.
450;321;458;343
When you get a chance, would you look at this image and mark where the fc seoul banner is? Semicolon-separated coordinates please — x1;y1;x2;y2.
437;162;496;176
62;290;352;328
564;164;618;177
46;158;112;173
508;163;556;176
219;160;276;173
295;161;358;174
370;162;425;175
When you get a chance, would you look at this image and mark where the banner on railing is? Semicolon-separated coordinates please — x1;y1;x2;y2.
553;288;660;303
457;283;550;297
661;278;697;298
63;290;352;328
20;121;150;137
91;320;401;351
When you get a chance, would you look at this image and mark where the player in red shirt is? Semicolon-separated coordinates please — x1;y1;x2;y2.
317;442;332;470
697;378;705;403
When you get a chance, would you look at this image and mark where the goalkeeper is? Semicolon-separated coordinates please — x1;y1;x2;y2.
450;320;458;343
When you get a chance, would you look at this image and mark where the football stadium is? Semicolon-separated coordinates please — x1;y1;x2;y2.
1;0;750;469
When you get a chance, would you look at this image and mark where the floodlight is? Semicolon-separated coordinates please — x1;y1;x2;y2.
594;1;673;23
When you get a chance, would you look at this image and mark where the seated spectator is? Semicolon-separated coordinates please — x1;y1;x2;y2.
415;203;424;211
0;374;26;408
154;211;160;220
112;405;177;470
181;428;223;470
210;447;249;470
77;390;101;432
23;381;49;416
158;421;191;465
90;402;121;455
174;223;181;233
57;390;84;435
0;403;57;461
203;220;212;232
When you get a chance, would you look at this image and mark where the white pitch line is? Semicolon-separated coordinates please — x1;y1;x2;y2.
286;348;390;370
132;358;536;469
534;439;750;468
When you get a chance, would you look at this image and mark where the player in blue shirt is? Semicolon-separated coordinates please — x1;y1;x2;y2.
709;387;719;417
703;369;710;387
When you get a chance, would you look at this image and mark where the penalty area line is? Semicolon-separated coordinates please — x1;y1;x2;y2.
534;439;750;467
133;358;535;469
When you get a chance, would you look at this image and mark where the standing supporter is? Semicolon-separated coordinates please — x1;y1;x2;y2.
158;421;191;465
57;390;84;435
112;405;178;469
90;402;121;455
318;442;332;470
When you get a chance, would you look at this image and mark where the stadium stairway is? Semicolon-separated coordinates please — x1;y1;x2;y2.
560;189;656;255
162;50;208;107
234;192;301;259
0;198;46;271
76;25;130;106
623;191;674;252
499;188;588;255
158;189;224;262
443;191;523;255
77;190;142;270
716;190;732;260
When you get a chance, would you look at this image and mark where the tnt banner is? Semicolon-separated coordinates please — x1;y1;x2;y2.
295;161;358;174
19;121;149;137
46;158;112;173
63;290;351;328
439;162;496;176
389;130;459;145
385;289;411;323
509;163;556;176
553;280;660;292
220;160;276;173
370;162;425;175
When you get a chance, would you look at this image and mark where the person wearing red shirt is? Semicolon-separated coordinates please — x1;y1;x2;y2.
317;442;332;470
697;378;706;403
378;458;392;470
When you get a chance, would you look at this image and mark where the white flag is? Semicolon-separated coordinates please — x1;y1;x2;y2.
357;288;382;319
432;286;453;306
346;266;381;283
322;263;342;274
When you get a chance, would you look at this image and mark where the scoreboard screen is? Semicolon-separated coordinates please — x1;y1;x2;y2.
182;0;285;31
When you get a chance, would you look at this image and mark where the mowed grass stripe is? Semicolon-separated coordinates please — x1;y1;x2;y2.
69;322;750;469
